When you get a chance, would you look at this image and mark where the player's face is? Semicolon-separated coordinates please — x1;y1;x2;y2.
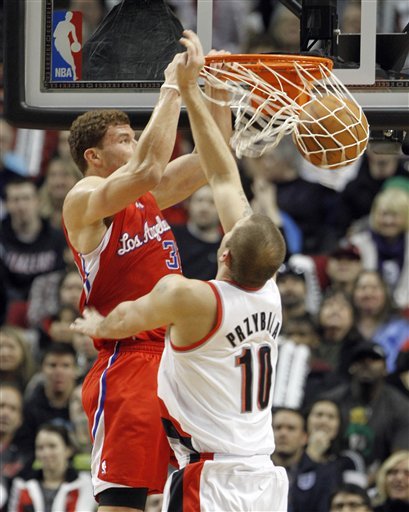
98;124;136;176
385;458;409;501
307;400;340;441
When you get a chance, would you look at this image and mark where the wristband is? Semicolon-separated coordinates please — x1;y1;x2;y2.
161;83;180;95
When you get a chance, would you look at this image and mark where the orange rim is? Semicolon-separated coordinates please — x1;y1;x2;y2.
203;53;334;83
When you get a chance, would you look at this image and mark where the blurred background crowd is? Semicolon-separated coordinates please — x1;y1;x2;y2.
0;1;408;511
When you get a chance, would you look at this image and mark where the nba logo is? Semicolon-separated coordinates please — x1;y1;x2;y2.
52;11;82;81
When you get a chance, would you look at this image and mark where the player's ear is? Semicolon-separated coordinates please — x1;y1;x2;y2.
84;147;101;167
219;249;232;267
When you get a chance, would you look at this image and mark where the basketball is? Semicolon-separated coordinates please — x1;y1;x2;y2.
71;42;81;53
293;95;369;169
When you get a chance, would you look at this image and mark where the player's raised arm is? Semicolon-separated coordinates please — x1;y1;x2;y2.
63;57;182;235
175;30;252;233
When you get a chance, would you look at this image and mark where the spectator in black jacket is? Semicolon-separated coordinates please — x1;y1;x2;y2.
14;343;77;460
0;178;66;327
320;342;409;483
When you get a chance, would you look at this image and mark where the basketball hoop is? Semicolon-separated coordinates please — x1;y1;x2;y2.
201;54;369;168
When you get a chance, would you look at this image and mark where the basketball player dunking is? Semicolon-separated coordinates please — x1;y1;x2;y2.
62;49;229;511
72;30;289;512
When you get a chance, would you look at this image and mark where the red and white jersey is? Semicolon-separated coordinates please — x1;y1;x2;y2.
63;192;181;349
158;278;282;468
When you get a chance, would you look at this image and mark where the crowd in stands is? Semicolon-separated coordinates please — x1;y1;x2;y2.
1;1;408;511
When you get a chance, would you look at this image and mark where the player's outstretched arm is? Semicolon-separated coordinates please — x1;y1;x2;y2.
63;58;182;232
176;30;252;233
151;50;233;211
70;274;216;344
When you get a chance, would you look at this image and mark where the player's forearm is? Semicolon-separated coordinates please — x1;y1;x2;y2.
97;302;141;339
126;88;182;180
181;84;239;187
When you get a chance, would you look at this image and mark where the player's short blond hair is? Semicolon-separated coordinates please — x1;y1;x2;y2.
226;214;286;288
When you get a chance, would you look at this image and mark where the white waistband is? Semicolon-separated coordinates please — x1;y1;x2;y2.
212;453;272;464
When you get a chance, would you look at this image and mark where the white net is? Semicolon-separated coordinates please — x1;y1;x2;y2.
200;56;369;168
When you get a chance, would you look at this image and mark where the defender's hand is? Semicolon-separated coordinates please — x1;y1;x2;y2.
70;307;104;338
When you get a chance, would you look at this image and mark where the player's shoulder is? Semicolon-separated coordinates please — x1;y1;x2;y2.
156;274;213;304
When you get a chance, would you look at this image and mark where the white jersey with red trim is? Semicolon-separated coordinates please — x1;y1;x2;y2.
157;278;282;468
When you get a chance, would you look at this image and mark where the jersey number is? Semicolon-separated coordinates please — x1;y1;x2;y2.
236;346;272;413
162;240;180;270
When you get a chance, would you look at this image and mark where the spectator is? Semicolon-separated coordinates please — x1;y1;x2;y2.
386;340;409;399
241;137;338;254
0;384;29;512
316;289;364;382
8;424;95;512
335;147;407;236
288;241;362;313
38;157;81;229
72;332;97;379
68;383;92;471
0;326;35;391
0;178;66;327
267;3;300;53
305;398;367;487
271;408;308;512
272;407;353;512
15;343;77;459
373;450;409;512
276;263;309;325
350;188;409;310
329;483;373;512
39;270;83;345
27;246;77;329
251;176;303;257
171;185;221;280
352;270;409;372
326;243;363;295
320;342;409;481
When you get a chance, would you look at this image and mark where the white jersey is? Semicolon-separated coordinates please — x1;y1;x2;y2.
157;278;282;469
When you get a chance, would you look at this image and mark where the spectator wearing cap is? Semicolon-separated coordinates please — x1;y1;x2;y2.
352;270;409;372
326;243;363;295
276;263;310;326
288;241;362;315
320;341;409;483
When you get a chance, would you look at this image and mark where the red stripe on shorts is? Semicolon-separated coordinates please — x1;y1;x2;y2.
182;462;204;512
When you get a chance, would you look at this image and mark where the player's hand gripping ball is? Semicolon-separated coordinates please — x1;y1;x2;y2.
293;94;369;170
